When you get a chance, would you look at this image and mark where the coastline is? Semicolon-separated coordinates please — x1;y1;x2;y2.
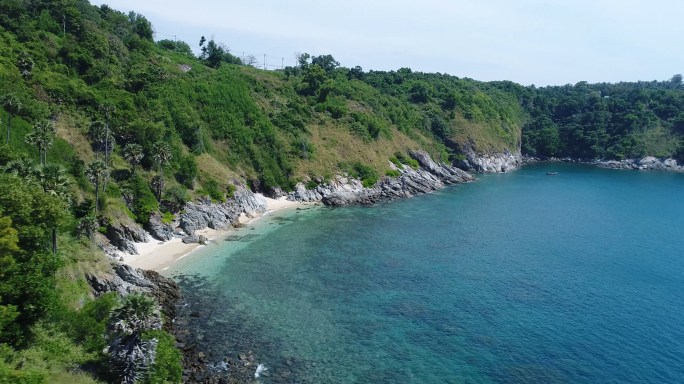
122;195;303;271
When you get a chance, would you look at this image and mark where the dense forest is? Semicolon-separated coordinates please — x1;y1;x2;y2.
0;0;682;382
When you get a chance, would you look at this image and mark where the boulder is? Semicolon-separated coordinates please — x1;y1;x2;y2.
145;213;174;241
106;221;148;255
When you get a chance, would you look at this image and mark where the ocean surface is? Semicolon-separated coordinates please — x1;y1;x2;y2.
166;163;684;383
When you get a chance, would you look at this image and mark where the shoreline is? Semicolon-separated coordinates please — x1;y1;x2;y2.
122;195;303;271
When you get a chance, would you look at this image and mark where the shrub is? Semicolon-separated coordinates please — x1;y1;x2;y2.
141;330;182;384
385;169;401;177
394;152;420;169
199;178;224;202
348;162;379;188
305;179;318;190
225;183;236;199
124;174;159;224
163;185;189;213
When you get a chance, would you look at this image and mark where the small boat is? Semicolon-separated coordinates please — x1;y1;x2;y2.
546;172;558;176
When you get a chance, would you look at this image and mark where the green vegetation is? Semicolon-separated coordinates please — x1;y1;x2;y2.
521;80;684;159
0;0;683;382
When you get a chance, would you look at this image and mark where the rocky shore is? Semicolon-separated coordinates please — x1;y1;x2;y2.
286;150;474;206
525;155;684;172
457;148;523;173
88;150;485;383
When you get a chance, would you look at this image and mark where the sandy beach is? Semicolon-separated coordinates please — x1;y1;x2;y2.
122;195;303;271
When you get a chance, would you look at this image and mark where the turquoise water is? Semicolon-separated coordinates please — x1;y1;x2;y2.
168;163;684;383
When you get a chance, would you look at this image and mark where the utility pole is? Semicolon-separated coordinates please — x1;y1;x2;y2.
264;54;267;70
282;57;284;69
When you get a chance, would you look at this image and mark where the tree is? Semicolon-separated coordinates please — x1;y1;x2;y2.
311;54;339;73
24;120;55;165
2;94;21;145
0;216;19;340
89;120;115;162
123;143;144;174
151;141;171;200
107;293;162;384
296;52;310;69
201;39;225;68
4;158;36;180
89;121;106;158
0;173;66;345
671;74;682;85
36;164;70;255
245;54;258;67
86;160;107;213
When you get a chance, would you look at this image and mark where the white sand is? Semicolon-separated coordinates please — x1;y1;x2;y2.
123;194;304;271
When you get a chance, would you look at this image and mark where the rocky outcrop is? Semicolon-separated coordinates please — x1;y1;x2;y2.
179;186;267;235
457;148;522;173
141;269;181;326
87;264;180;321
106;221;148;255
596;156;684;171
87;263;155;297
525;155;684;172
287;150;474;206
145;213;174;241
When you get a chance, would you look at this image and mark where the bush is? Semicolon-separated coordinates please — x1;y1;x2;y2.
199;178;224;202
162;185;189;213
394;152;420;169
225;183;236;199
124;174;159;224
70;293;119;354
385;169;401;177
175;155;197;189
348;162;379;188
141;330;182;384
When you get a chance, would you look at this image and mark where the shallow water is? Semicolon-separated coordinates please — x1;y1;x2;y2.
167;163;684;383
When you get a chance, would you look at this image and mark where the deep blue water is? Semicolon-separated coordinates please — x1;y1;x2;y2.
167;163;684;383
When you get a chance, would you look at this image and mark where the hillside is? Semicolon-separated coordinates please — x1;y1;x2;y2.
1;0;683;383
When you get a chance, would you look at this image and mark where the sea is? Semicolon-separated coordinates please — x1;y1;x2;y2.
165;163;684;383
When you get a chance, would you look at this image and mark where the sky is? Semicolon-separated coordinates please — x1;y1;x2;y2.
90;0;684;86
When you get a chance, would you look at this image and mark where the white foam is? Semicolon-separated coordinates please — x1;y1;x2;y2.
255;363;268;378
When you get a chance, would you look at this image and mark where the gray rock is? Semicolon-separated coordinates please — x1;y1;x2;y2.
458;147;522;173
180;186;267;235
595;157;684;171
87;264;154;297
106;221;148;255
145;213;174;241
289;151;474;207
182;235;199;244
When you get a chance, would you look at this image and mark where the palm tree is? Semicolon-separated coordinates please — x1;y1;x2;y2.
108;293;162;384
4;158;37;180
151;141;172;200
110;294;162;335
37;164;71;255
85;159;107;214
24;120;55;165
2;94;22;145
88;120;115;192
123;143;144;174
89;121;106;156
